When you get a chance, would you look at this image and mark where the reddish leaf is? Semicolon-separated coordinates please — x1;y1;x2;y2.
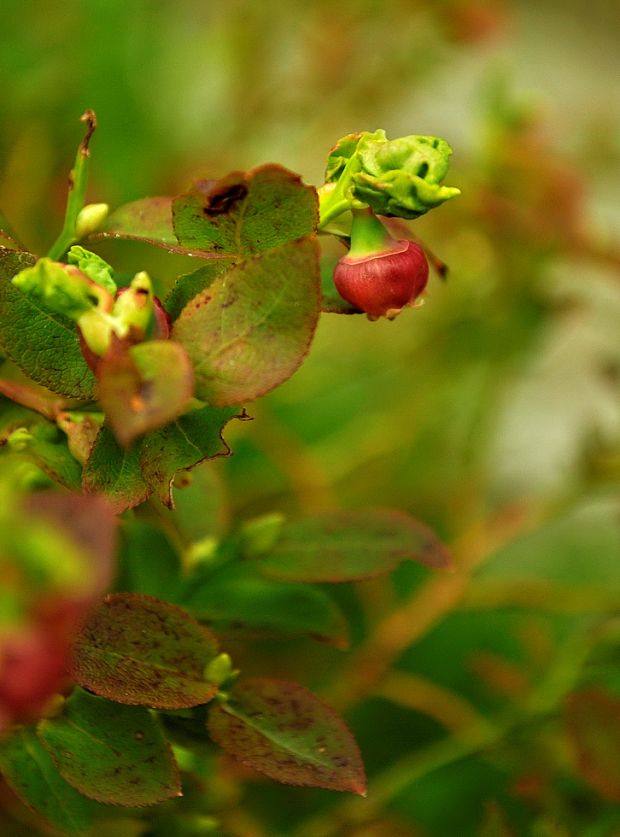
254;509;453;583
207;678;366;795
172;237;320;406
565;688;620;801
97;339;194;446
71;593;220;709
165;259;235;321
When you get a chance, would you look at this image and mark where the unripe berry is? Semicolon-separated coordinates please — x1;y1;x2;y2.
334;239;429;319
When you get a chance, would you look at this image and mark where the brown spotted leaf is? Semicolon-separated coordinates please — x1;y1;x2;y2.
172;237;320;406
0;727;100;835
97;339;194;447
37;688;180;807
565;688;620;801
253;509;453;583
207;678;366;795
71;593;220;709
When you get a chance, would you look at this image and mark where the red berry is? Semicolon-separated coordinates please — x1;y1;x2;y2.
334;239;429;319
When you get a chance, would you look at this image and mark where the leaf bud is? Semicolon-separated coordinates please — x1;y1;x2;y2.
75;202;109;238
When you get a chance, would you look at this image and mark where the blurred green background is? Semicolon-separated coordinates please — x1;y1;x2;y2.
2;1;620;835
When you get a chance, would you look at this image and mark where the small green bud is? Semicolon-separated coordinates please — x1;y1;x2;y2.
185;536;219;567
239;512;285;558
112;271;155;338
6;427;33;452
12;258;109;319
75;202;109;238
77;308;115;357
204;653;238;687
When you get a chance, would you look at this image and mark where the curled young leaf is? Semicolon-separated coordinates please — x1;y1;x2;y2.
320;129;460;225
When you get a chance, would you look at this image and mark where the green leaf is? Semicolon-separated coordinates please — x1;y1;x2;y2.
67;246;116;294
253;509;453;583
0;398;82;490
82;425;150;513
564;688;620;802
207;678;366;794
165;259;235;322
97;339;194;446
0;726;99;836
0;249;96;399
139;403;244;508
38;688;181;807
115;520;182;600
182;563;349;647
322;130;460;222
93;196;178;249
172;237;320;406
172;165;318;257
71;593;220;709
23;419;83;490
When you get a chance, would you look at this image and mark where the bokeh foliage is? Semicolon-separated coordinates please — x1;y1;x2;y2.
1;0;620;834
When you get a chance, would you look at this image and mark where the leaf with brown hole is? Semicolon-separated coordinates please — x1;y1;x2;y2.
172;164;318;257
207;678;366;795
71;593;220;709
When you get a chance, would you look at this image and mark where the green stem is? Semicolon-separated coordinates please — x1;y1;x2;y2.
317;153;362;230
347;208;393;257
47;110;97;261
